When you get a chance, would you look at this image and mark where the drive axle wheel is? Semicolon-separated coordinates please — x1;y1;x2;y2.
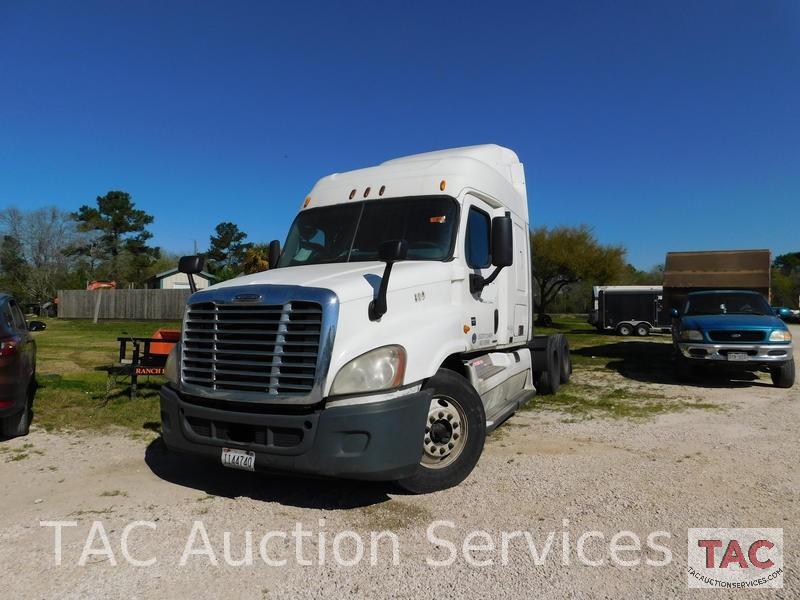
397;369;485;494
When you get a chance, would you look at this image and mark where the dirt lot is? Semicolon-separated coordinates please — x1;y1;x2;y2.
1;325;797;599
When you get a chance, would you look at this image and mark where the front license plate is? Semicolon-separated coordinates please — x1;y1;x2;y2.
727;352;749;362
221;448;255;471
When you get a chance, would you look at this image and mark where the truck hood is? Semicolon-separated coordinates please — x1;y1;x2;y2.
681;314;786;331
208;261;459;303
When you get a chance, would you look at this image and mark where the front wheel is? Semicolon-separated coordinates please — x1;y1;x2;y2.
771;359;795;388
396;369;486;494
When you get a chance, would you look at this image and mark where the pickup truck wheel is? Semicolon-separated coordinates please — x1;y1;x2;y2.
771;359;795;389
617;323;633;336
635;324;650;337
396;369;486;494
674;356;694;383
1;379;34;439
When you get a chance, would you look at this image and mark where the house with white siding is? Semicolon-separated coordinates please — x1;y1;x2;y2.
147;268;215;290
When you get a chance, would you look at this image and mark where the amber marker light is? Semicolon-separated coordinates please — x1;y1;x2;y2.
349;189;356;200
379;185;386;196
363;187;371;198
303;197;311;208
440;179;447;191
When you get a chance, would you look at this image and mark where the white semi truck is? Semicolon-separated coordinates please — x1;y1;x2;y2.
161;145;571;493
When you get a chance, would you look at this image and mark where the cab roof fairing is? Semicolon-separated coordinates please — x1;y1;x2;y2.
301;144;528;221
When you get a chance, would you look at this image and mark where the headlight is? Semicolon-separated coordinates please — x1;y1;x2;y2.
679;329;703;341
165;344;180;386
331;345;406;395
769;330;792;342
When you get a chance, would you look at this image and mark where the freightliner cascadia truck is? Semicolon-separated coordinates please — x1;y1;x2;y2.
161;145;571;493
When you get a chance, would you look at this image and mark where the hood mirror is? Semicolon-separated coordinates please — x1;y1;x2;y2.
369;240;408;321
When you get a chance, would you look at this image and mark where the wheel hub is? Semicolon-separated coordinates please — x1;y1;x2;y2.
422;396;467;468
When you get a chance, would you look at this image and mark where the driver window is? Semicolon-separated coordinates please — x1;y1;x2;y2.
465;207;491;269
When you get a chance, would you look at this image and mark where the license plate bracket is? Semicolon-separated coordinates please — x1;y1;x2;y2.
727;352;749;362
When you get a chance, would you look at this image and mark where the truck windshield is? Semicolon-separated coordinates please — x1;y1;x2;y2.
277;197;459;267
684;293;772;316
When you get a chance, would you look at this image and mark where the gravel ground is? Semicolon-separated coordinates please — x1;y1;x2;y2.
1;326;798;599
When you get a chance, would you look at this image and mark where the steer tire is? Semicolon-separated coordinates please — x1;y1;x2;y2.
0;379;34;439
771;359;795;389
396;369;486;494
533;336;562;395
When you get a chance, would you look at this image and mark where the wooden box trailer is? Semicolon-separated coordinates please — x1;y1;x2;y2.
663;249;771;312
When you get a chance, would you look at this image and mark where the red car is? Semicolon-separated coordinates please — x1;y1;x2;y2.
0;294;43;438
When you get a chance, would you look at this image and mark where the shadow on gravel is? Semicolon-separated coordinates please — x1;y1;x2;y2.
144;437;394;509
573;341;774;389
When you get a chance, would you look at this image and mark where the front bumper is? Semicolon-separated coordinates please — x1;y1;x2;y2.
677;342;793;364
159;385;432;481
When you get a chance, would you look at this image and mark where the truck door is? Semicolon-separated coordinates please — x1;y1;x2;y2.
463;198;499;350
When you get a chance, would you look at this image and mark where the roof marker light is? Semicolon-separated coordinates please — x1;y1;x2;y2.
363;187;371;198
303;197;311;208
349;189;356;200
440;179;446;191
379;185;386;196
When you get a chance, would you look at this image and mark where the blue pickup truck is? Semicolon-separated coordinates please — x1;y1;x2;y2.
672;290;795;387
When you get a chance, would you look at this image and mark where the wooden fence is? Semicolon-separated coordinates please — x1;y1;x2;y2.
57;289;191;320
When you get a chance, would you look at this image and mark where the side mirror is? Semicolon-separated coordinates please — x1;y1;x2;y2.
178;255;205;293
28;320;47;332
470;214;513;294
491;215;513;267
671;308;680;318
369;240;408;321
178;255;205;275
268;240;281;269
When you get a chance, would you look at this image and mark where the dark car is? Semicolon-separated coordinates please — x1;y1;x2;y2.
0;293;44;438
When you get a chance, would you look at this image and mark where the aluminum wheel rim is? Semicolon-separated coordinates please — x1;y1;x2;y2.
421;395;467;469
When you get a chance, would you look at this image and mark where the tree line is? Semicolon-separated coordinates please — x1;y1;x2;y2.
0;191;269;305
1;190;797;313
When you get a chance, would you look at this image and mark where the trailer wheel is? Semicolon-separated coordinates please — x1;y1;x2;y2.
617;323;633;336
533;336;562;395
771;359;795;389
396;369;486;494
558;334;571;384
635;323;650;337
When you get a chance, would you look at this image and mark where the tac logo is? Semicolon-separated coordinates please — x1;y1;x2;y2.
687;528;783;589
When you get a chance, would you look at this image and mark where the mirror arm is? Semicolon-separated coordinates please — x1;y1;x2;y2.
369;261;395;321
187;274;197;294
470;265;505;294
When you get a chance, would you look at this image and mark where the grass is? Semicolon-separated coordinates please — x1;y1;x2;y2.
530;314;720;420
25;314;717;434
31;318;179;432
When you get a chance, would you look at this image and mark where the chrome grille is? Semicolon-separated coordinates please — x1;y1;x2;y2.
181;301;322;394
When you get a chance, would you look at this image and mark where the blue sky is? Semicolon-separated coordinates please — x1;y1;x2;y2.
1;1;798;269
